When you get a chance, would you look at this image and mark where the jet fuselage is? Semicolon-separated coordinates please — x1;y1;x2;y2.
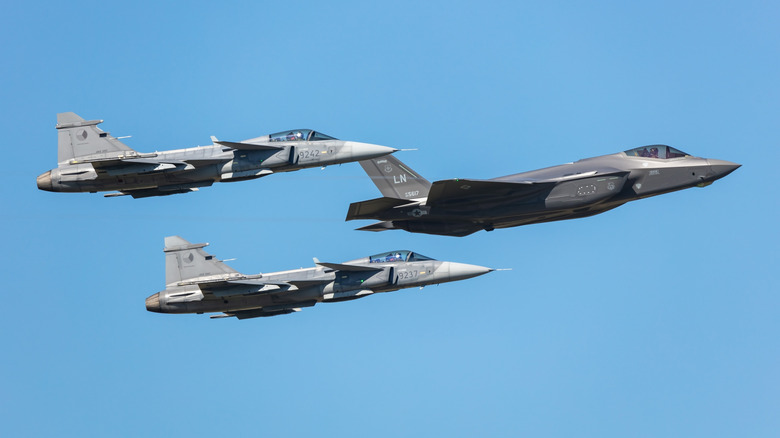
145;239;492;319
37;113;396;198
348;146;740;236
38;140;392;194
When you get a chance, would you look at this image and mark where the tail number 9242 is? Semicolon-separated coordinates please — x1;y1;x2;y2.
299;149;321;159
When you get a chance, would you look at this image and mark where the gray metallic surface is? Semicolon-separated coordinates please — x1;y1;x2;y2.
146;237;493;320
38;112;397;198
347;147;740;236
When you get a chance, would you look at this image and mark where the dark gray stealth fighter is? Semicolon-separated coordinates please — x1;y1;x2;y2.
347;146;740;236
37;112;397;198
146;236;493;320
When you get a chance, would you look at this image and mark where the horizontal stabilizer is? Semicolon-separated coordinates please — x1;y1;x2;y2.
316;262;383;272
356;221;396;232
214;140;282;151
346;196;414;221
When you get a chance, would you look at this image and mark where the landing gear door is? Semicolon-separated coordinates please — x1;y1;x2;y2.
288;146;298;165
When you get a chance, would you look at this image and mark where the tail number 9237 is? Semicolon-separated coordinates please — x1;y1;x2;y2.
397;270;419;281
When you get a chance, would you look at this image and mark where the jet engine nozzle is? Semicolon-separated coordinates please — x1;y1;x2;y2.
37;171;53;191
145;293;162;312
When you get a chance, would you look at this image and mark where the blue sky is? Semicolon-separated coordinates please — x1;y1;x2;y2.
2;1;778;436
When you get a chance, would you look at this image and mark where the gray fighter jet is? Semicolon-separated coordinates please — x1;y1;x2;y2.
37;112;397;198
347;146;740;236
145;236;493;320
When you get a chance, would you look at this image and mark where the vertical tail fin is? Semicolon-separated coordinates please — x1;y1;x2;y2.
358;155;431;200
164;236;239;286
56;112;136;164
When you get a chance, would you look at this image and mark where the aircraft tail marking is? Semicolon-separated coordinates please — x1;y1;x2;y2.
56;112;136;164
358;155;431;200
163;236;239;286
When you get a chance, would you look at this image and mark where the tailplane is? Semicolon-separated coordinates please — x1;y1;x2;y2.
358;155;431;200
56;112;135;164
164;236;239;286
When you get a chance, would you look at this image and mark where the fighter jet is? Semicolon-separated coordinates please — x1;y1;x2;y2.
347;146;740;236
37;112;397;198
145;236;493;320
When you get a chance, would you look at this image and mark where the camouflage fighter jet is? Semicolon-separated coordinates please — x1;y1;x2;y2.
347;146;740;236
145;236;493;320
37;112;397;198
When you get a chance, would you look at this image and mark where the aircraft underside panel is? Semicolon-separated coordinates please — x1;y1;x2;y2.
491;203;627;229
391;220;484;237
358;198;629;236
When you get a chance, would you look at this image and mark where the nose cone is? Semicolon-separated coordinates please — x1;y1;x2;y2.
346;141;398;161
445;262;494;281
36;171;53;191
145;293;162;313
707;159;741;180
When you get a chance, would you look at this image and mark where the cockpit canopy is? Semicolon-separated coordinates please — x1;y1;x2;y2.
269;129;338;142
369;250;435;263
624;145;689;159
